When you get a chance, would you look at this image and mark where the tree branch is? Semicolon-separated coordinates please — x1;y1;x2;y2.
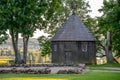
97;40;106;51
112;29;120;39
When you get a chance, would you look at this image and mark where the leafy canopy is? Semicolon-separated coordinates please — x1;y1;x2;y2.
98;0;120;56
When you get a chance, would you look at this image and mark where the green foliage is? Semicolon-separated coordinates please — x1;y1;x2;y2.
0;0;9;44
98;0;120;56
40;40;51;57
0;31;8;44
0;0;55;64
0;0;48;36
38;36;51;57
43;0;91;35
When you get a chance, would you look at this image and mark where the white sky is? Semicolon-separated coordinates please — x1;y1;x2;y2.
32;0;103;38
86;0;103;18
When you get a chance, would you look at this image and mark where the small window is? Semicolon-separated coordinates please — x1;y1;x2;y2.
54;44;57;51
81;42;87;52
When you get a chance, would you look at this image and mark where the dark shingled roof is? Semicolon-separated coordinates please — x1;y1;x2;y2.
52;14;96;41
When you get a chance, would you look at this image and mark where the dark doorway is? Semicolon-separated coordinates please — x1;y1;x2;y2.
64;51;72;64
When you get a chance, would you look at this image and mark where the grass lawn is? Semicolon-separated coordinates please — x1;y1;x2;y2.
88;63;120;70
89;63;120;67
0;72;120;80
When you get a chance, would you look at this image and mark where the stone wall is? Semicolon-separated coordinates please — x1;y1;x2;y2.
0;64;86;74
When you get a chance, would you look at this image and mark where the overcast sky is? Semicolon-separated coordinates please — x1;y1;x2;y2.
33;0;104;38
86;0;103;18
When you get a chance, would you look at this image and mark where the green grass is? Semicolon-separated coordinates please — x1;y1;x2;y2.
88;63;120;70
88;63;120;67
0;72;120;80
89;67;116;70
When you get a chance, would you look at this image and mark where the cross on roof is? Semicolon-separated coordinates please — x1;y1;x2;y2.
71;0;77;10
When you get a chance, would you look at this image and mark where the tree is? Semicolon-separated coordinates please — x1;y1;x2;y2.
21;0;63;64
19;0;48;64
0;0;20;64
38;36;51;61
0;0;47;64
0;0;62;64
98;0;120;62
0;0;9;44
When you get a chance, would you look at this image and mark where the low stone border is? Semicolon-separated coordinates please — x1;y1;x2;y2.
57;68;83;74
0;63;86;68
0;67;51;74
0;64;86;74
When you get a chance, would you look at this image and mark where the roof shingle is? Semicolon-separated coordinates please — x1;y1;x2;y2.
52;14;96;41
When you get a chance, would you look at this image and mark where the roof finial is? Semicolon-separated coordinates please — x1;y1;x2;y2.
71;0;77;14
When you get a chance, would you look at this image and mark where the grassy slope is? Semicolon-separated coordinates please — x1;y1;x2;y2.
0;72;120;80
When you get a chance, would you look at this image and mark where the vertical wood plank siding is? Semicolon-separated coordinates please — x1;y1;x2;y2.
52;41;96;64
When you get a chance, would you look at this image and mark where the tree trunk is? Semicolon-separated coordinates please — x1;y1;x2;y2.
106;31;114;62
106;46;114;62
23;35;29;64
45;56;46;63
10;29;20;64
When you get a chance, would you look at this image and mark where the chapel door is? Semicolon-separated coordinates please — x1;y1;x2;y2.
64;51;72;64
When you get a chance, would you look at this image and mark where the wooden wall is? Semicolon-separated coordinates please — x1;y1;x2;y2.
52;41;96;64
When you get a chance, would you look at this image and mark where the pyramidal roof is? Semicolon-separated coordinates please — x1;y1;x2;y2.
52;13;96;41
